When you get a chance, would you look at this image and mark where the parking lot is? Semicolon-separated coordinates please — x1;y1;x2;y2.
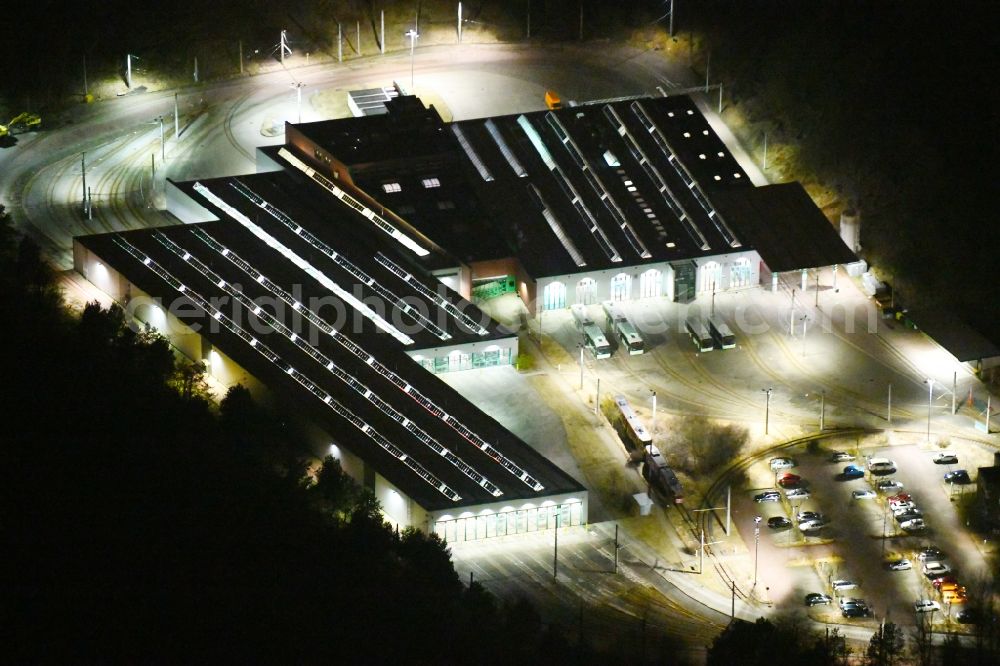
737;434;993;627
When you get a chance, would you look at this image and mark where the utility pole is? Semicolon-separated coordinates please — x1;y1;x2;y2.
651;390;657;445
952;371;957;415
820;391;825;431
669;0;675;37
174;93;179;140
752;516;761;590
527;0;531;39
458;2;463;43
381;11;385;54
705;50;710;92
83;54;88;99
789;288;796;335
126;53;133;89
763;387;772;435
718;83;723;113
987;395;992;434
887;383;892;424
81;152;87;216
193;57;198;83
762;131;768;170
614;524;619;573
357;20;361;55
158;116;164;161
294;82;304;123
711;281;716;317
579;2;583;41
726;485;731;535
280;29;290;64
815;271;820;307
579;344;585;390
594;377;600;415
87;186;92;220
239;40;243;74
927;378;934;444
338;23;343;63
731;581;736;619
552;513;559;579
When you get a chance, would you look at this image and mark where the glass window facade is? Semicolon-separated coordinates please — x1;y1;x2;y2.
418;347;511;374
433;501;583;543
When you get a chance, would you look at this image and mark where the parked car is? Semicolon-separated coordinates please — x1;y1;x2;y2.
843;605;871;618
777;473;803;488
754;491;781;503
839;597;867;610
784;488;810;500
914;599;942;613
933;452;958;465
943;590;968;604
956;608;980;624
876;479;904;493
805;593;833;606
852;489;877;500
894;507;923;520
770;457;796;471
931;575;958;589
918;547;945;562
890;501;917;513
767;516;792;529
923;562;951;577
944;470;972;484
830;451;856;463
901;518;926;532
886;558;912;571
868;457;897;475
796;510;823;523
800;519;830;531
842;465;865;480
832;580;858;592
887;493;912;503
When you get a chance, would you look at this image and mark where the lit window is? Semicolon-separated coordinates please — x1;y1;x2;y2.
734;173;742;178
683;132;691;138
702;130;710;135
666;241;676;248
382;182;402;193
717;151;725;157
699;153;706;160
686;109;694;115
422;177;441;189
667;112;675;118
713;175;722;181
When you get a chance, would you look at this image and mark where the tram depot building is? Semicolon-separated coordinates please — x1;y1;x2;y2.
73;92;857;540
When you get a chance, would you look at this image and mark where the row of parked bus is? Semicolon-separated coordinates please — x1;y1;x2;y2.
570;304;736;359
571;303;645;359
685;315;735;353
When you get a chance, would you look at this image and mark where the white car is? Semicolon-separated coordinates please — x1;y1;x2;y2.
914;600;941;613
830;451;856;463
922;562;951;576
832;580;858;592
799;519;830;531
770;457;796;471
900;518;926;532
784;488;810;500
876;479;904;493
933;452;958;465
887;558;912;571
852;489;877;500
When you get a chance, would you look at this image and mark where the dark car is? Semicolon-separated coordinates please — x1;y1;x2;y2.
842;605;871;618
796;510;823;523
768;516;792;529
841;465;864;480
956;608;980;624
944;470;972;484
894;509;923;523
754;491;781;503
805;593;832;606
919;547;945;562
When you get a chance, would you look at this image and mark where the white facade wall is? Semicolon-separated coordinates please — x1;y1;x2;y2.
535;250;761;312
428;490;589;543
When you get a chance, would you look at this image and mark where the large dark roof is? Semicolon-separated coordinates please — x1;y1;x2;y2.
711;183;858;273
77;220;582;511
908;309;1000;363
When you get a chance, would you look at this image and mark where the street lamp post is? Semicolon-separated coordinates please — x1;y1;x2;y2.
650;390;657;449
405;29;419;90
753;516;762;591
763;387;773;435
578;343;584;390
926;378;935;444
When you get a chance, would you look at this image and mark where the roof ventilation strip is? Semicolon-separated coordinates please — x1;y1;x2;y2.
526;184;586;267
451;124;494;182
516;114;621;262
277;147;431;257
112;234;461;502
372;252;491;336
544;112;651;259
484;119;527;178
228;179;451;341
192;181;414;345
603;105;710;251
188;227;545;492
153;231;503;498
630;102;741;248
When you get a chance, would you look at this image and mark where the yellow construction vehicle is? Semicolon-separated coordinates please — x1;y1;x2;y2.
0;112;42;138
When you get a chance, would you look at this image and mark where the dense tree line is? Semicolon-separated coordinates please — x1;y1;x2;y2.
684;1;1000;337
0;206;602;662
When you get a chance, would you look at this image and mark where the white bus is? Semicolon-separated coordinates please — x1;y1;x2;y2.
603;301;644;355
582;324;612;359
685;316;714;352
708;316;736;349
571;303;594;329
